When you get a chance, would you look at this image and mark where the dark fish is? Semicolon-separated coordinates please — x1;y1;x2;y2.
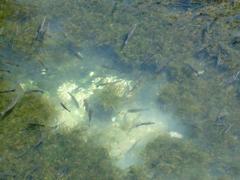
127;108;149;113
24;165;40;180
183;63;199;76
0;172;16;179
231;36;240;48
25;123;45;130
0;94;20;119
192;12;209;20
0;89;16;93
68;92;79;108
129;122;155;132
60;102;71;112
83;99;89;112
2;60;20;67
0;69;11;73
215;114;226;126
34;16;47;43
223;123;232;134
121;24;137;50
111;1;118;16
67;42;83;60
25;89;44;94
201;24;208;44
135;122;155;128
57;165;69;178
88;109;93;126
208;17;218;30
224;70;240;85
33;133;43;150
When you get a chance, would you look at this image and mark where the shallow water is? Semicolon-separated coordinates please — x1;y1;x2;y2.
1;0;240;179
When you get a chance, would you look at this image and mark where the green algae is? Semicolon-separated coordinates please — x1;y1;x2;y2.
143;135;210;180
1;0;240;179
0;80;123;179
89;83;125;121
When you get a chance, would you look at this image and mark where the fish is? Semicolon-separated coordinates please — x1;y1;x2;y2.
111;1;118;16
96;80;121;87
129;122;155;132
60;102;71;112
33;133;43;150
2;60;20;67
25;89;44;94
183;63;200;76
67;42;83;60
88;109;93;126
0;94;20;119
192;12;210;20
25;123;45;130
68;92;79;108
0;89;16;93
231;36;240;48
0;69;11;73
127;108;149;113
201;24;208;44
224;70;240;85
134;122;155;128
121;24;137;50
83;99;89;112
33;16;48;43
0;172;16;179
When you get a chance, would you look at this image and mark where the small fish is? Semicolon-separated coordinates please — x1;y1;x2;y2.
0;89;16;93
134;122;155;128
0;94;20;119
83;99;89;112
129;122;155;132
192;12;209;20
2;60;20;67
111;1;118;16
96;80;121;87
88;109;93;126
60;102;71;112
33;16;48;43
224;70;240;85
25;89;44;94
67;42;83;60
231;36;240;48
68;92;79;108
0;69;11;73
184;63;200;76
25;123;45;130
33;133;43;150
121;24;137;50
201;24;208;44
127;108;149;113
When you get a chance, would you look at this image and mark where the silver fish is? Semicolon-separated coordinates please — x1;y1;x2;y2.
68;92;79;108
121;24;137;50
127;108;149;113
0;94;21;119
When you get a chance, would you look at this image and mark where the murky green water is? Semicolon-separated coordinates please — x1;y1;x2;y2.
1;0;240;179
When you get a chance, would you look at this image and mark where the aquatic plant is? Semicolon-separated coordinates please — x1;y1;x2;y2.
143;135;210;180
124;165;148;180
0;80;123;179
89;83;126;121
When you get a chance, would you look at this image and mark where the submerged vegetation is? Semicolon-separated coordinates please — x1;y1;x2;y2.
143;135;210;180
1;0;240;179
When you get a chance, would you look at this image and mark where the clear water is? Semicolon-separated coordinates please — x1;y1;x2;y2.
1;0;240;179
